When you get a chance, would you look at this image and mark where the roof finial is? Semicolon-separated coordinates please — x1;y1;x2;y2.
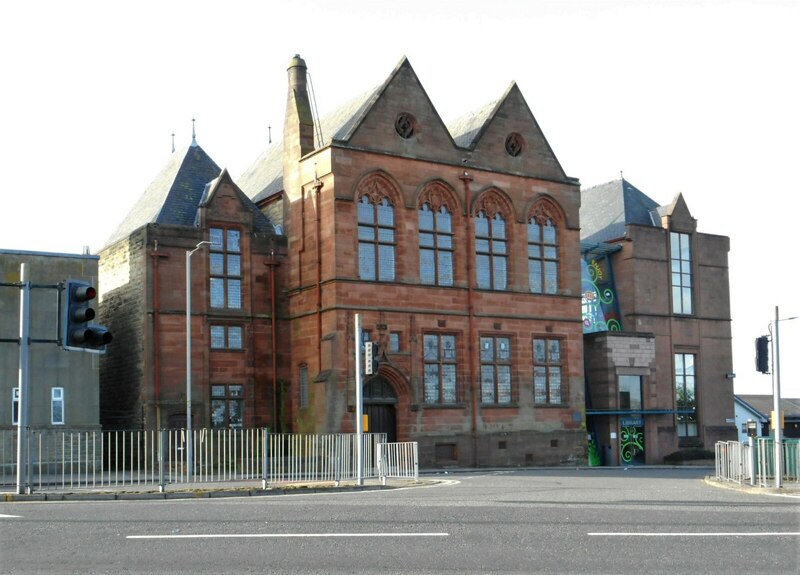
171;132;175;153
268;125;272;145
191;117;198;147
620;170;624;182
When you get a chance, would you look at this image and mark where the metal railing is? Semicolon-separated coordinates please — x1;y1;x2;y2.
264;432;387;485
715;438;800;486
377;441;419;484
1;428;419;493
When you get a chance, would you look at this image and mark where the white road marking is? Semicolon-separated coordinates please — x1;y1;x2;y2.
128;532;449;540
588;532;800;537
0;514;21;518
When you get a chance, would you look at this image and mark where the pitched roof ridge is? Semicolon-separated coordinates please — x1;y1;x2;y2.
331;55;455;148
103;143;221;248
447;96;502;149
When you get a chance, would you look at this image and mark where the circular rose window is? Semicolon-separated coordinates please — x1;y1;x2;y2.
505;132;524;157
395;113;416;139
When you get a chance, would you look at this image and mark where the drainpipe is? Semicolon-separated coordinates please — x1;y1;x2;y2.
265;251;280;431
150;241;169;429
314;177;324;369
299;187;306;285
460;170;478;467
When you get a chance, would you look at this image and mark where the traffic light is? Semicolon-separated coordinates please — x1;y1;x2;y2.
63;280;112;352
364;341;379;375
755;335;769;373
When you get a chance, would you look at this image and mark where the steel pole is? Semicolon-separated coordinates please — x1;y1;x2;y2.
185;241;210;481
355;314;363;486
186;249;193;481
16;263;30;495
773;306;782;488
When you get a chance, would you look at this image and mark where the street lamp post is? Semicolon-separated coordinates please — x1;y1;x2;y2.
186;240;211;480
770;306;797;489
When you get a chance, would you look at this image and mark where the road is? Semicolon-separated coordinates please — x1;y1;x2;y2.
1;468;798;574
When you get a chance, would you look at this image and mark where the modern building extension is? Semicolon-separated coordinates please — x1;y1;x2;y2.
581;179;736;464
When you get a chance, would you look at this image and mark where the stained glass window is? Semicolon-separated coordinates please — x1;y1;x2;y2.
533;338;562;404
528;217;558;294
423;334;457;404
211;325;243;350
475;212;507;290
209;227;242;309
480;336;512;404
419;203;454;286
211;384;244;429
358;195;395;281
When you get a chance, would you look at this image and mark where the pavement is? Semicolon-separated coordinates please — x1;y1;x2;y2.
0;477;415;502
703;476;800;497
3;467;800;502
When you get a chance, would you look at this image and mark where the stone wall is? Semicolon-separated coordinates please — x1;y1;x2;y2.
98;230;147;430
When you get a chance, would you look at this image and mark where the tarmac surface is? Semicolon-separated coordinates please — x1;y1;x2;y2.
3;466;799;502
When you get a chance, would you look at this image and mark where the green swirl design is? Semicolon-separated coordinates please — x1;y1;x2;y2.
620;426;644;463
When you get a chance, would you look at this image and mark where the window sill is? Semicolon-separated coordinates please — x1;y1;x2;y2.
421;403;467;410
480;403;519;409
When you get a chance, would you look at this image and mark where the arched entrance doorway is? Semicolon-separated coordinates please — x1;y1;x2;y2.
363;376;397;443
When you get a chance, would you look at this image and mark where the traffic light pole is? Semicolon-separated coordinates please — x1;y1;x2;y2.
6;267;111;495
16;263;31;495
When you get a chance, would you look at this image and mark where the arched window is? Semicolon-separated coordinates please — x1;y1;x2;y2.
528;217;558;294
358;194;395;281
475;211;507;290
419;203;453;286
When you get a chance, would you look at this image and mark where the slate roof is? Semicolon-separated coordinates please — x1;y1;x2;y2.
236;143;284;205
238;58;530;205
198;170;275;236
328;85;385;143
105;144;222;247
238;86;383;204
735;395;800;418
447;98;500;149
579;179;661;243
239;57;568;205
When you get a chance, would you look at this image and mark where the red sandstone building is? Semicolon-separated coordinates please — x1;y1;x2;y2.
98;55;735;467
99;142;285;431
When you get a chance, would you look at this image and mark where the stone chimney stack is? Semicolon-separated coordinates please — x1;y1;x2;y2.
284;54;315;162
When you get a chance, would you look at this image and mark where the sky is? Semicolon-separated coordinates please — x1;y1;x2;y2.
1;0;798;398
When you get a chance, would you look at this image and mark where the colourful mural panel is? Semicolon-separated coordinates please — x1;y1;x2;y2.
581;257;622;334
